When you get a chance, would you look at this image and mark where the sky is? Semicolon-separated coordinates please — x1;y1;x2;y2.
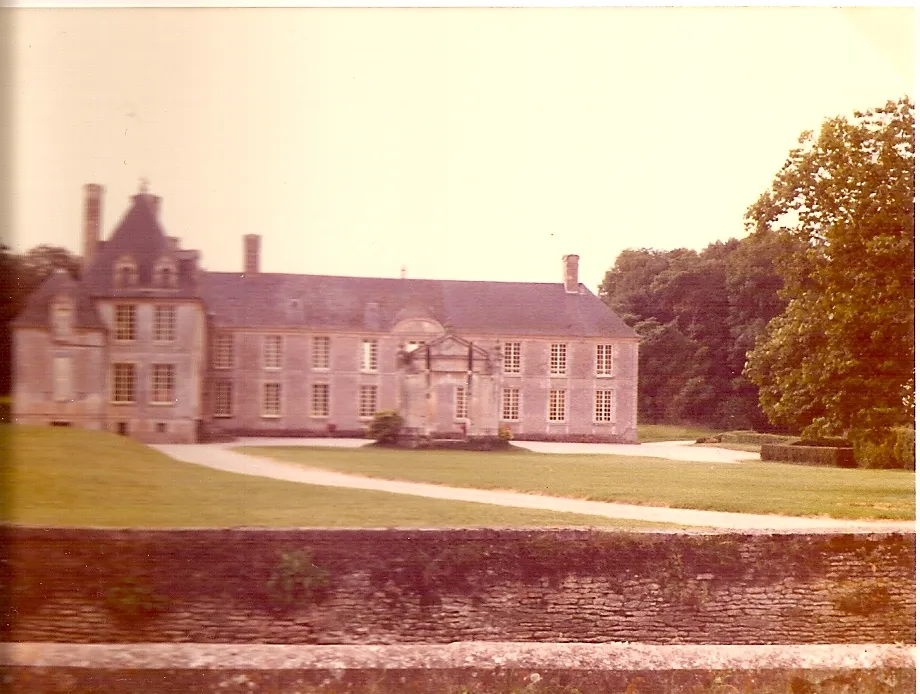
6;7;915;292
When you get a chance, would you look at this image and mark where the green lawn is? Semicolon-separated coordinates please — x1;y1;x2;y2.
1;426;675;528
238;445;916;521
637;423;719;442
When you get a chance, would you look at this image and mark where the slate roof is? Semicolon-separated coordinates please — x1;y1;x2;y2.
198;272;639;339
11;268;105;330
81;192;202;299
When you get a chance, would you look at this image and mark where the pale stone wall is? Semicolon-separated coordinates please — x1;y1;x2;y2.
205;330;639;442
12;327;107;429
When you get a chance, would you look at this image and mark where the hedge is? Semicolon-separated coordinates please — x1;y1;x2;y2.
718;430;799;446
761;443;856;468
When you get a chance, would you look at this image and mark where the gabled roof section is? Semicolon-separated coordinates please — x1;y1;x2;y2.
199;272;639;339
11;268;105;330
81;191;201;298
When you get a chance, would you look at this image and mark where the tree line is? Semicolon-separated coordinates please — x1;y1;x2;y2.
599;97;914;450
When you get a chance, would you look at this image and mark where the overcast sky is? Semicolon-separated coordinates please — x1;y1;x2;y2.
7;7;914;291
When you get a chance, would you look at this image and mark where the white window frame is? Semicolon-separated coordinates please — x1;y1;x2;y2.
111;362;136;404
150;363;176;404
311;383;330;418
501;387;520;422
503;342;522;375
548;389;566;422
594;389;614;423
153;305;176;342
263;335;283;370
214;333;234;369
361;339;379;372
52;356;72;402
312;336;331;371
214;379;233;417
261;382;282;418
114;304;136;342
549;343;567;376
358;384;378;419
455;385;469;420
596;344;614;377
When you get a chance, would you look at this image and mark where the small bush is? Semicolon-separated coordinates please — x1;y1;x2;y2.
266;549;329;608
105;577;168;622
366;410;404;444
852;428;915;470
719;431;798;446
498;424;514;442
761;443;856;468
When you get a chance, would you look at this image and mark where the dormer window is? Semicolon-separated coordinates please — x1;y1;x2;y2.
154;257;178;288
114;256;138;287
51;297;74;339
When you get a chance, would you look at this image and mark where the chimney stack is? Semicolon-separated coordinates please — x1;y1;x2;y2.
82;184;104;270
244;234;261;275
562;254;580;293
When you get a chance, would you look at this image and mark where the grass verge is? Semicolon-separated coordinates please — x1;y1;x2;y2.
238;445;916;521
2;426;677;528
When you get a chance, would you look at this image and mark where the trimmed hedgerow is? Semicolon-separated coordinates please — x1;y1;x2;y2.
761;444;856;468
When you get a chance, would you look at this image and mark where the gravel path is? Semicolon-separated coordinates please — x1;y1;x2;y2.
152;443;914;532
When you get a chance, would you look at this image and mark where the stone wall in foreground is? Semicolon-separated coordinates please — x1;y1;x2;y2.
2;528;914;645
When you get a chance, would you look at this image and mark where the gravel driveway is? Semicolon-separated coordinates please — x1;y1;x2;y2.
152;442;913;532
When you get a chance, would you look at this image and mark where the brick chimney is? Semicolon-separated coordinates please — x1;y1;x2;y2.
562;254;580;293
82;184;104;270
243;234;261;275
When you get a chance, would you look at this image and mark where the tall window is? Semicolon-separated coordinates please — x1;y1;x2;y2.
312;336;331;370
361;339;379;372
52;356;72;402
214;333;234;369
51;299;73;340
358;384;378;418
154;305;176;342
595;389;613;423
455;386;469;420
548;389;566;422
112;363;136;403
501;388;520;421
151;364;176;404
311;383;330;417
115;304;136;341
596;344;613;377
214;380;233;417
263;335;283;369
549;344;567;376
503;342;521;374
262;382;281;417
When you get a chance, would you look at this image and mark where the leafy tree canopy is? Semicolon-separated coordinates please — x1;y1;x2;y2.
743;97;915;439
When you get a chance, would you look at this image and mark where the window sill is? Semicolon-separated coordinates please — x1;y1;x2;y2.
149;401;176;406
213;414;234;418
110;401;136;406
309;414;330;419
261;414;282;419
595;374;614;379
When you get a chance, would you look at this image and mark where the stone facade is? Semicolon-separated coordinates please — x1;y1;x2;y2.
12;183;639;443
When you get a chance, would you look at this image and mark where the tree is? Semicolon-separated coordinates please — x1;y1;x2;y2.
743;98;915;439
599;237;788;430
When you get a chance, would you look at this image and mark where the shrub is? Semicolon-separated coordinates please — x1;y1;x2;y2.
852;428;915;470
761;443;856;468
498;424;514;442
366;410;404;444
105;577;169;622
266;549;329;608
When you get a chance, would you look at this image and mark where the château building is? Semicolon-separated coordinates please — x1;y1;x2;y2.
12;183;639;443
